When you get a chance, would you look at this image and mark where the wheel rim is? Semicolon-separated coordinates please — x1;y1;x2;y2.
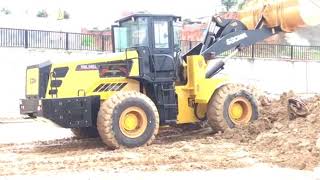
228;97;253;125
119;106;148;138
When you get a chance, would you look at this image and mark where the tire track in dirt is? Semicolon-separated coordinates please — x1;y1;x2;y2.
0;127;257;176
2;92;320;175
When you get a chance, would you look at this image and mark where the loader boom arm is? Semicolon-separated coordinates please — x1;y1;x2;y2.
182;16;282;61
183;0;320;61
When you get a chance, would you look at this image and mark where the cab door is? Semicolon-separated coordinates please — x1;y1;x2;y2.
150;17;175;75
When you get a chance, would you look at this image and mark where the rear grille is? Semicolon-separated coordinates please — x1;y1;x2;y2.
93;83;127;92
53;67;69;78
48;66;68;97
50;80;62;87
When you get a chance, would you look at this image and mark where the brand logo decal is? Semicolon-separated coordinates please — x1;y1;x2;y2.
78;64;98;70
226;33;248;45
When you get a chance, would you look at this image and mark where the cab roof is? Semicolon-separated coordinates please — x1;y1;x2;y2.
115;14;181;23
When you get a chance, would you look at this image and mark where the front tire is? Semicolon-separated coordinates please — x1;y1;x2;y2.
97;91;159;149
207;83;259;133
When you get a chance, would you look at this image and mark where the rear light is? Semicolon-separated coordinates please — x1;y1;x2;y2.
21;105;24;110
37;100;42;111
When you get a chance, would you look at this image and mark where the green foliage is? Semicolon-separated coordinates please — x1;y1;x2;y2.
0;8;11;15
82;36;95;47
238;1;246;10
37;9;48;18
221;0;238;11
183;18;192;24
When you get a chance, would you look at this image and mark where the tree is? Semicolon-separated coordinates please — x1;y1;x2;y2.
36;9;48;18
238;1;246;10
63;11;70;19
0;8;11;15
183;18;192;24
221;0;238;11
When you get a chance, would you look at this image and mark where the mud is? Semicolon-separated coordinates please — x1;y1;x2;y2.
1;92;320;175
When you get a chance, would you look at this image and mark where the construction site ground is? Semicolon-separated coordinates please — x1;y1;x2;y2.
1;93;320;179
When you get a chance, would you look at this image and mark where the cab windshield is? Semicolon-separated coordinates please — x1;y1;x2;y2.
113;17;149;52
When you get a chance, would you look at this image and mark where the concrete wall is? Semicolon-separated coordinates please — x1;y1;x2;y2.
0;48;319;116
220;58;320;95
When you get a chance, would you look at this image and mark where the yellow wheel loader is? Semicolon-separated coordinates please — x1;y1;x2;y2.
20;0;317;148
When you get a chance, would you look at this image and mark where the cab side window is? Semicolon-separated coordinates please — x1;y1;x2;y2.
154;21;169;48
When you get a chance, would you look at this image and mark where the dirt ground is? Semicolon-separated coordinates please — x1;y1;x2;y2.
1;92;320;176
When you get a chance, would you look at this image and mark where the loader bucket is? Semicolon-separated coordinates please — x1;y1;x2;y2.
239;0;320;32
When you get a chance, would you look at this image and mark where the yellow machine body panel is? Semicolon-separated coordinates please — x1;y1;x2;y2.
45;51;140;100
26;67;39;96
175;55;229;124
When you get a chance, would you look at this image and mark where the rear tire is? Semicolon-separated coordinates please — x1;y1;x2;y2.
207;83;259;133
71;127;99;138
97;91;159;149
27;113;36;119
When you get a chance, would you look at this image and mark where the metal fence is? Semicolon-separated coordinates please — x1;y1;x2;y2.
180;40;320;60
220;44;320;60
0;28;113;51
0;27;320;60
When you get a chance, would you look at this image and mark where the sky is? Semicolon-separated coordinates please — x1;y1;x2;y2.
0;0;224;29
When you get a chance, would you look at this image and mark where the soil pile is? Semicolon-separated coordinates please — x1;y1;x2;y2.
220;91;320;170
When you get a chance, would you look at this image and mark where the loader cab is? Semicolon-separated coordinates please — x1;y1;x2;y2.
112;14;182;78
112;14;182;125
112;14;181;55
